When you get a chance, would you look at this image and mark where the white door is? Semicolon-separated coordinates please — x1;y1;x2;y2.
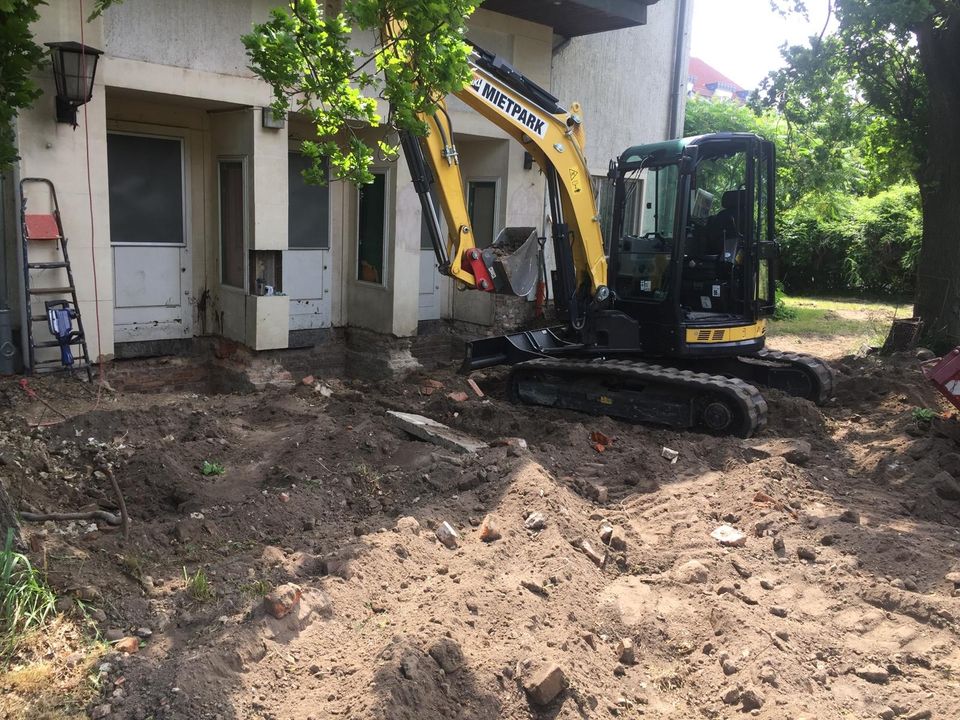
286;152;332;329
419;251;441;321
108;133;191;343
418;193;444;321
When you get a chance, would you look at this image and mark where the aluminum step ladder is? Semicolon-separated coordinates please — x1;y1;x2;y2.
19;178;93;381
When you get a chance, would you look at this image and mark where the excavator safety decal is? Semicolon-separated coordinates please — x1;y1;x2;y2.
471;77;547;138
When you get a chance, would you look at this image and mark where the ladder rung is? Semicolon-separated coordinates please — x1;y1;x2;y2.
32;339;85;349
27;287;75;295
33;358;74;366
28;262;69;269
29;314;78;322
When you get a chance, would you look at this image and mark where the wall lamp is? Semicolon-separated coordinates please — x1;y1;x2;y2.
45;41;103;128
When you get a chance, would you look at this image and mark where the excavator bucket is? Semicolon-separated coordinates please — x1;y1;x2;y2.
482;227;540;297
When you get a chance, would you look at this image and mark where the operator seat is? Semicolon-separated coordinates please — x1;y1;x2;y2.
704;189;745;256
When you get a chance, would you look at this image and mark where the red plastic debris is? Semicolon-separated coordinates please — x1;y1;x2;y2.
923;348;960;412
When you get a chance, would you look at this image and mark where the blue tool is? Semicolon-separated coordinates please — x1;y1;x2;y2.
45;300;78;368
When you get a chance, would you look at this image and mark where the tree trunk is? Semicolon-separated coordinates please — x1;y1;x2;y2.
913;15;960;349
0;480;23;551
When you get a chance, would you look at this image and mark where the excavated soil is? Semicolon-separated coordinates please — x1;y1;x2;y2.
1;348;960;720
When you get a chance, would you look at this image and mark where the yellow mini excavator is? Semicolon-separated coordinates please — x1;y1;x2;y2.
400;42;833;438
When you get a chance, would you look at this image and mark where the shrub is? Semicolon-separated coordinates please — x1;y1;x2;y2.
779;184;921;296
772;281;797;320
779;193;854;292
846;184;922;294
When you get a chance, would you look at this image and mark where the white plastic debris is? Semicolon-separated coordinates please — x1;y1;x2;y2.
661;447;680;464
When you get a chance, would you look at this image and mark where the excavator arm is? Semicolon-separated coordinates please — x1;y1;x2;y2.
400;43;608;325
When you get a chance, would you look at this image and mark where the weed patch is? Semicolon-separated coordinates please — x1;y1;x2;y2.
1;530;56;658
183;566;213;602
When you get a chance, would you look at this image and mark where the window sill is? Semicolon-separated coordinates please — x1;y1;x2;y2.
353;279;389;291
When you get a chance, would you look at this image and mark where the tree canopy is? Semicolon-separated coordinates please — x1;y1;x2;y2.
759;0;960;344
0;0;46;167
243;0;478;185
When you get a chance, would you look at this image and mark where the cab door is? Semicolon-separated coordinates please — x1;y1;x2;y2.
754;141;778;317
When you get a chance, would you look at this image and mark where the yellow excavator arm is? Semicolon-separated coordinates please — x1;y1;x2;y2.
401;43;608;313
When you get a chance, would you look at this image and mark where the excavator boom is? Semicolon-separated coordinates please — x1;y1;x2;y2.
401;44;608;326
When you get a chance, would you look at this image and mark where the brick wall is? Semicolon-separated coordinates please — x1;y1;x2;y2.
106;356;212;394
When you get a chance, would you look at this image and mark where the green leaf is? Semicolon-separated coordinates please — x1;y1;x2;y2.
244;0;478;186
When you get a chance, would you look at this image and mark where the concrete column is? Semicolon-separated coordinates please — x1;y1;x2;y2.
390;154;421;337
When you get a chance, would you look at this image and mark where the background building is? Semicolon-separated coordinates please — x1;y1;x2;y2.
687;56;748;103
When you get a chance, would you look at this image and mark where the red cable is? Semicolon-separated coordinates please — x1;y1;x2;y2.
77;0;107;398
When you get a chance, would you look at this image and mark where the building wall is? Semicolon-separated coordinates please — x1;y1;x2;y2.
103;0;274;78
551;0;692;175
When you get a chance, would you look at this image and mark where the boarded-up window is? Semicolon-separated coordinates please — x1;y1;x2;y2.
219;159;245;289
288;153;329;249
107;133;184;245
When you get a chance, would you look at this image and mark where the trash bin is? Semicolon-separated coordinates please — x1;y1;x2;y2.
0;307;16;375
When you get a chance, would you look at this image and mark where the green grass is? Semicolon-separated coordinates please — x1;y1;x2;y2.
239;579;272;598
769;294;904;345
200;460;225;476
182;566;213;602
1;529;56;658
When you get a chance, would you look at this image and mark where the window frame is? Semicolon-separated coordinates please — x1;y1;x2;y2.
217;155;248;291
107;130;187;248
354;168;390;288
466;178;500;250
287;151;331;250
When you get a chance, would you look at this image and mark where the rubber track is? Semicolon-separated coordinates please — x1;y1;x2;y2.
752;348;836;405
510;358;768;437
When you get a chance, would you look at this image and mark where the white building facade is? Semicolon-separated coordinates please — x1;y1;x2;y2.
1;0;691;372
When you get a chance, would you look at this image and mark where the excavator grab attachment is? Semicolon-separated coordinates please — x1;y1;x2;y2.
486;228;541;297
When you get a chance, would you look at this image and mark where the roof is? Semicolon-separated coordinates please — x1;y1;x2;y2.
619;133;766;166
481;0;660;38
687;57;747;102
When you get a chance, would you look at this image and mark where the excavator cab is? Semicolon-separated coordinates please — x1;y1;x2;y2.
608;133;777;358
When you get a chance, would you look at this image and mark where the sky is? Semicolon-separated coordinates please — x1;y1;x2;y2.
690;0;834;91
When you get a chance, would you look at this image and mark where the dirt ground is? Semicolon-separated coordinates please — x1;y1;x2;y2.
2;342;960;720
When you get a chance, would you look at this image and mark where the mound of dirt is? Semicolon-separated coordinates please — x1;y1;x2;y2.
1;350;959;720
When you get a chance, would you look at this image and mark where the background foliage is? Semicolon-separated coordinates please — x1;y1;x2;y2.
685;30;923;302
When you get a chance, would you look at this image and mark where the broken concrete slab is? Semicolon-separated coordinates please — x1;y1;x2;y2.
386;411;488;455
